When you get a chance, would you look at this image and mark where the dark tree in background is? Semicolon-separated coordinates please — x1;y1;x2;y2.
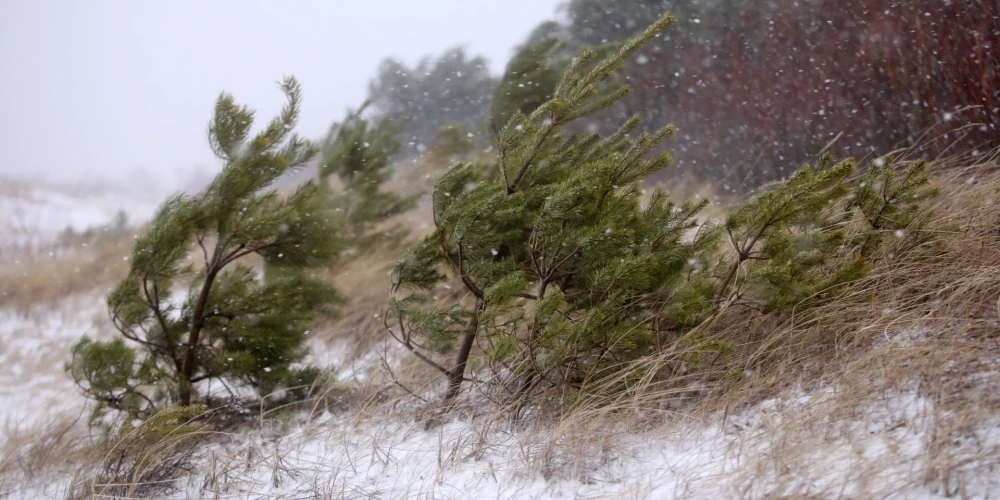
542;0;1000;192
367;47;497;152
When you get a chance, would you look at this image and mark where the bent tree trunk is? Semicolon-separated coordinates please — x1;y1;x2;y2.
179;264;221;406
443;305;480;402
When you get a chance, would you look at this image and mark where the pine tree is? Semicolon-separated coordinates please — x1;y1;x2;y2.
318;105;418;247
388;9;944;409
714;155;941;313
849;157;940;256
716;155;863;311
489;36;564;138
389;12;699;403
67;77;345;421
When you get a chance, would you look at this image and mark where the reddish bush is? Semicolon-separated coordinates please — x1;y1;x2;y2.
590;0;1000;190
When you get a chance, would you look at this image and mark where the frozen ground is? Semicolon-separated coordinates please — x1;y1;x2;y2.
169;388;998;499
6;381;999;499
0;296;109;429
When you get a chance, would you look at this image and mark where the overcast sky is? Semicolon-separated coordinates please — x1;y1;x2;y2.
0;0;563;188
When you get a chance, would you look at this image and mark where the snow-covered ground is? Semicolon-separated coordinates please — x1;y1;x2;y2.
0;296;109;429
0;177;161;250
172;386;997;499
3;306;998;499
7;375;998;499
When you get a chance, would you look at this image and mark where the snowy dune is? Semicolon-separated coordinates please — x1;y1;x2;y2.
0;176;161;250
2;175;999;499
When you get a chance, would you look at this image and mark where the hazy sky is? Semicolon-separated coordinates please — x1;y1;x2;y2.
0;0;563;188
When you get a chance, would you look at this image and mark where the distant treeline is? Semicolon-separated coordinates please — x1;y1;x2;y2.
365;0;999;192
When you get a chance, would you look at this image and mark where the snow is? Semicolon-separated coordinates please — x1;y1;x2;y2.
1;291;998;499
0;179;159;250
0;295;107;428
142;383;999;499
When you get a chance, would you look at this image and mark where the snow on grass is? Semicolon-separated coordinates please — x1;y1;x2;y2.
1;285;997;499
0;295;109;429
2;302;998;499
0;178;160;249
155;380;997;499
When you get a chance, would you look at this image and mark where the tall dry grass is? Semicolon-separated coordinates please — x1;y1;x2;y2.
0;233;134;314
515;149;1000;494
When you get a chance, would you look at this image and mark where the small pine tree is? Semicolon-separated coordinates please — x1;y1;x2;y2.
318;105;418;247
68;77;345;421
716;155;863;311
715;155;942;313
389;12;696;402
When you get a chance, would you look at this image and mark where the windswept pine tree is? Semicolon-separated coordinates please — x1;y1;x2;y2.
387;11;941;408
68;77;344;421
849;157;940;256
489;36;564;138
389;12;697;403
716;155;863;312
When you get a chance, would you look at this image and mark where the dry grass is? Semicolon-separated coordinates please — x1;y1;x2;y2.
517;150;1000;495
0;232;133;314
0;415;88;491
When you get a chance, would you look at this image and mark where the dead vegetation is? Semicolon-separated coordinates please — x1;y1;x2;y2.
0;231;134;314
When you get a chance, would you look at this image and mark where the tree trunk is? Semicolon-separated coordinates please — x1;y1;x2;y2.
179;266;220;406
443;305;480;402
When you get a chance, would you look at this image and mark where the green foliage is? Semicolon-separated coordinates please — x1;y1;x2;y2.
719;155;861;311
391;12;705;399
67;337;156;423
318;105;418;247
849;158;940;255
489;36;564;138
389;11;943;408
68;77;344;422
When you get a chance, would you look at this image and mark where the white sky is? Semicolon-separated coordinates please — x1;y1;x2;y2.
0;0;563;188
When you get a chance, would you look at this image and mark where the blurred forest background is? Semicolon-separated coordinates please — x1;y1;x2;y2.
365;0;997;193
